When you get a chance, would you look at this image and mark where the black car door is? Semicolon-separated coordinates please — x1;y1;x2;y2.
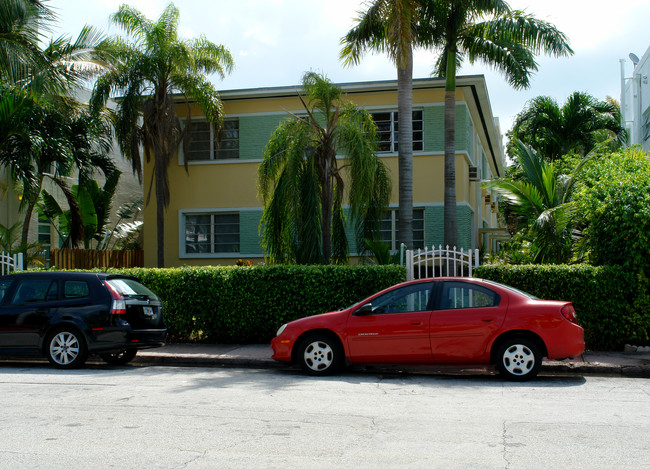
0;277;58;349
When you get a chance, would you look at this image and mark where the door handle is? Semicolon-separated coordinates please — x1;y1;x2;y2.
481;318;495;322
410;321;424;326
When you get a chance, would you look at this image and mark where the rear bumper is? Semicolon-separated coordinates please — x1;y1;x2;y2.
88;327;166;353
545;322;585;360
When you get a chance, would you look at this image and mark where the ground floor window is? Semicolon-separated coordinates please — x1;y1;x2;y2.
184;212;240;254
379;208;424;250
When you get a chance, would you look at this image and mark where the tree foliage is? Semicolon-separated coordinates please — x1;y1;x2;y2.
485;140;591;264
508;92;626;162
91;2;234;267
258;72;391;265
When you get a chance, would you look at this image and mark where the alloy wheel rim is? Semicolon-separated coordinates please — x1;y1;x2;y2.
50;332;80;365
503;344;534;376
304;341;334;371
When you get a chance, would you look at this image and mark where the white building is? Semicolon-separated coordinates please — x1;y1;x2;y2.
621;46;650;152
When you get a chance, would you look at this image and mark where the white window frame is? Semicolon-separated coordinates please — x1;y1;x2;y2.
380;208;425;250
180;210;240;258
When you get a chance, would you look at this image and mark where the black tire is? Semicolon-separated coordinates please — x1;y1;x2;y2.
296;334;343;376
496;337;542;381
46;327;88;369
100;349;137;365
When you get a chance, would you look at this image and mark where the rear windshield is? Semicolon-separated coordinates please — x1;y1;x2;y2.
106;278;158;300
482;279;539;300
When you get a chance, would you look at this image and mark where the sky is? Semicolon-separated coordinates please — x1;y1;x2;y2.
48;0;650;138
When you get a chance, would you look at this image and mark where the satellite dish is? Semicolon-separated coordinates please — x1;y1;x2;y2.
629;53;640;65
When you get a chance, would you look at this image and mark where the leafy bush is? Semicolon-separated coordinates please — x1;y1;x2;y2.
113;264;406;343
475;264;649;350
575;147;650;272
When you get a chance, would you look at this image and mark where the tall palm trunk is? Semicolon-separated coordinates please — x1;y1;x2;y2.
319;149;334;264
155;156;165;268
443;48;458;249
397;48;414;249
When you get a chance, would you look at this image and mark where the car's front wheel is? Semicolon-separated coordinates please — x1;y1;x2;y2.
101;349;137;365
46;328;88;369
496;337;542;381
297;334;343;376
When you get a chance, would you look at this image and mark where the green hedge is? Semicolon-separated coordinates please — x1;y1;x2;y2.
112;265;406;343
475;264;650;350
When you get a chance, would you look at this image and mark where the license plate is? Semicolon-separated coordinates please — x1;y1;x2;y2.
143;306;155;318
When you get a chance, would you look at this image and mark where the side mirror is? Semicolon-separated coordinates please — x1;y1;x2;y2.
354;303;373;316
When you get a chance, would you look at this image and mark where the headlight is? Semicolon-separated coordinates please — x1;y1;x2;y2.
276;323;287;336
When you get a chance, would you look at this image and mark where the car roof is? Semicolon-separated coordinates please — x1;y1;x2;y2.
0;271;134;281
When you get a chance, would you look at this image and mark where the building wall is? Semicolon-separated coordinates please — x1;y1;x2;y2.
144;78;504;267
621;45;650;152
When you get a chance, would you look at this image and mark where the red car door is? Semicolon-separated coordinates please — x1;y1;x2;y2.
429;280;508;363
346;281;434;363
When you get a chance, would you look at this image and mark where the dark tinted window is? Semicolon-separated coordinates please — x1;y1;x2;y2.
0;279;12;302
11;278;57;304
64;281;89;299
369;282;433;314
439;281;499;310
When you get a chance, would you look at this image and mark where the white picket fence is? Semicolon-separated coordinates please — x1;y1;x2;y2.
0;251;23;275
406;245;479;281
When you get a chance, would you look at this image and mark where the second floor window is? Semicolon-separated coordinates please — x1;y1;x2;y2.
186;119;239;161
372;111;423;153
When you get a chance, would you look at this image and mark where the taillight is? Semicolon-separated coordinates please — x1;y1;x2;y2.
105;282;126;315
561;304;577;324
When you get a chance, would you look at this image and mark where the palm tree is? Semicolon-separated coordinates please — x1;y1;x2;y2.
258;72;392;265
341;0;424;249
508;92;626;162
485;140;590;263
91;3;234;267
422;0;573;249
0;98;116;248
0;0;53;85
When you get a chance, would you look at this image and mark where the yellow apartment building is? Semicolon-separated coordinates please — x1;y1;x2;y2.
143;75;506;267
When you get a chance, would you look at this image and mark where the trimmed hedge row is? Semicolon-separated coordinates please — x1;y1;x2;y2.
475;264;650;350
112;265;406;343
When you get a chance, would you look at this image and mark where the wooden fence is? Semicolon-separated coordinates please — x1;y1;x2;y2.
51;249;144;269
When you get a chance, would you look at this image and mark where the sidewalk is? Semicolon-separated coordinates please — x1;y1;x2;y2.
135;344;650;378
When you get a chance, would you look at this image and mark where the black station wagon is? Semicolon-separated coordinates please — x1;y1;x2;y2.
0;272;166;368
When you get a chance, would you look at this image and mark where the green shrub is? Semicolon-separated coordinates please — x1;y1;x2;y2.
475;264;649;350
113;264;406;343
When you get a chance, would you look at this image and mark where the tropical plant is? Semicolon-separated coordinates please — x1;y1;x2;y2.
0;221;44;266
422;0;573;249
38;170;121;248
258;72;392;265
0;97;115;248
485;140;590;264
508;92;626;162
99;198;143;250
0;0;53;85
91;2;234;267
341;0;424;249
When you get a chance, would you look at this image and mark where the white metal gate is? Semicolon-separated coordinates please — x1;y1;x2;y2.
0;251;23;275
406;245;479;281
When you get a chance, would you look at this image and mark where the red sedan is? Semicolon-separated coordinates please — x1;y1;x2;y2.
271;277;584;381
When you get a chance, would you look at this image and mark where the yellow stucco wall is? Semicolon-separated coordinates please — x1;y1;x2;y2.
143;81;502;267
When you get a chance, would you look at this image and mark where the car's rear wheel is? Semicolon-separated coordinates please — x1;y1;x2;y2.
496;338;542;381
297;334;343;376
46;328;88;369
101;349;137;365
